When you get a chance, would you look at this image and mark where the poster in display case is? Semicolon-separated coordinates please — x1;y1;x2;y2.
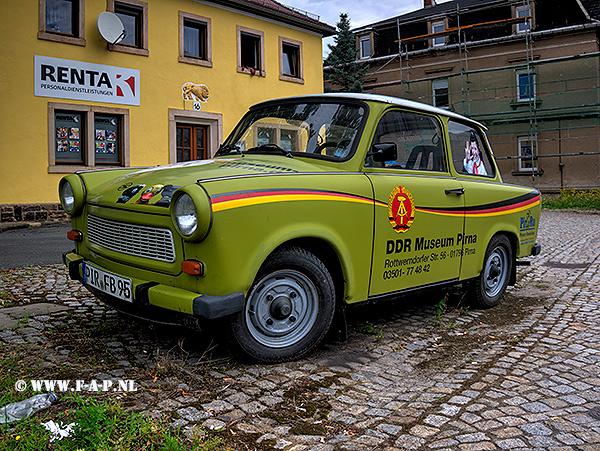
54;113;82;163
94;115;119;163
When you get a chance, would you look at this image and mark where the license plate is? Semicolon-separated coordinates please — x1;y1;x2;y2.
83;262;133;303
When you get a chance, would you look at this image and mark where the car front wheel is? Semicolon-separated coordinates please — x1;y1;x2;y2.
230;247;336;363
471;234;513;308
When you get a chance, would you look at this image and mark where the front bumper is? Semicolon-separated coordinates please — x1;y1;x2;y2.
63;252;245;323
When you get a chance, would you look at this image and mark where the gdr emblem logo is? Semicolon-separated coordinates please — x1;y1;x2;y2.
388;186;415;233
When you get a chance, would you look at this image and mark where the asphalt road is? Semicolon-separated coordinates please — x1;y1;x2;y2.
0;225;72;269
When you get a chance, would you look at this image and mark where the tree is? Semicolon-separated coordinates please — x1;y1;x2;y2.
324;13;368;92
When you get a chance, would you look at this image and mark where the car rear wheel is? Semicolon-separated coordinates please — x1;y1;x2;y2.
230;247;336;363
471;234;513;308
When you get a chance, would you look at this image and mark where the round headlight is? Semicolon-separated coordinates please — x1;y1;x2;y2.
60;181;75;213
174;193;198;236
58;175;85;216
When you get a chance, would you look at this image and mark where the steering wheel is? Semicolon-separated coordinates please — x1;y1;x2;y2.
314;141;340;155
315;140;351;156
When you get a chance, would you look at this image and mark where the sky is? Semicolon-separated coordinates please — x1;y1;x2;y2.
281;0;425;57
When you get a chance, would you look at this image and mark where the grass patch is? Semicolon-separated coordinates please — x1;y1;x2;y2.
0;394;218;451
542;189;600;210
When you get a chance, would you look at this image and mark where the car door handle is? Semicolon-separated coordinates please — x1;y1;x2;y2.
445;188;465;195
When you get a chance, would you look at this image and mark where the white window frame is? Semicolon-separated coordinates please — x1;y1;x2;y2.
359;36;371;59
432;79;449;108
516;69;535;102
432;21;445;47
516;5;531;34
518;136;537;172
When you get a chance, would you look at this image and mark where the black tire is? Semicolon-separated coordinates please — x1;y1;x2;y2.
471;234;513;308
229;247;336;363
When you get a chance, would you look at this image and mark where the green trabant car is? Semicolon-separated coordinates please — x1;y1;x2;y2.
60;93;541;362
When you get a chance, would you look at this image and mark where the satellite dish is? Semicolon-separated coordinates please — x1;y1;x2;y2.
97;12;125;45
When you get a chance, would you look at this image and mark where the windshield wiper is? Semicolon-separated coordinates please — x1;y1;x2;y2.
246;144;294;158
216;143;244;156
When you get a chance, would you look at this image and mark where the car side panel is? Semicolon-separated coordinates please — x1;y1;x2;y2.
187;173;375;304
458;178;541;280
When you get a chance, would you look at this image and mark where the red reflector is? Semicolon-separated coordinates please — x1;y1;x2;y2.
67;230;83;241
182;260;204;276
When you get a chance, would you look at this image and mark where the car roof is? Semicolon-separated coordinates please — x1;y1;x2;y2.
254;93;487;130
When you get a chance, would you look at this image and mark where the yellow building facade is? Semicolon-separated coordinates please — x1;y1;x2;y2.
0;0;333;221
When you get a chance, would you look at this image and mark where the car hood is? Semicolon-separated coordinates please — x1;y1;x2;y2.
84;156;336;210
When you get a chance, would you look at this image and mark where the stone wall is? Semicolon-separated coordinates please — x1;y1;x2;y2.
0;203;69;224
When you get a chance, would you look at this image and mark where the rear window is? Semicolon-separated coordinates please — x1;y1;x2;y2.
448;121;495;177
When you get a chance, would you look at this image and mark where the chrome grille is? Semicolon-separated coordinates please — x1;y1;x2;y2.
87;215;176;263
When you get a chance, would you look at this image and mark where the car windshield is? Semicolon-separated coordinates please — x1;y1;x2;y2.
218;101;366;160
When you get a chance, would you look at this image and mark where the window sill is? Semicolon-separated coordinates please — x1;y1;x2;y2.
510;99;541;109
511;169;543;176
38;32;86;47
179;56;213;67
49;165;125;174
110;44;149;57
238;67;265;77
279;74;304;84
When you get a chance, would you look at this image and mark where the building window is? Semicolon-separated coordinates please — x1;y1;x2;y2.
94;115;122;164
54;111;84;164
518;136;537;172
48;103;130;173
279;37;303;83
516;5;531;33
109;0;148;56
254;125;301;152
432;21;445;47
179;12;212;67
359;36;371;59
38;0;85;46
176;125;207;161
517;70;535;102
169;109;223;163
432;79;449;108
237;26;265;76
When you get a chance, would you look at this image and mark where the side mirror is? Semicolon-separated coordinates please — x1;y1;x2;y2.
368;142;397;162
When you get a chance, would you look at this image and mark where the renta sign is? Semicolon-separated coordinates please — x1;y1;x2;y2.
34;55;140;106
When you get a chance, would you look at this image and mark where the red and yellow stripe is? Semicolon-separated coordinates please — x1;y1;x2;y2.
211;189;376;212
415;193;541;218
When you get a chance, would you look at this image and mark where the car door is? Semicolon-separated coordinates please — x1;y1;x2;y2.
364;109;466;298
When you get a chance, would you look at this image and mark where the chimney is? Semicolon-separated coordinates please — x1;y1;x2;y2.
424;0;437;8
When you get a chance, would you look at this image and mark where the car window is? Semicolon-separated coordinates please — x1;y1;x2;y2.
448;121;495;177
219;102;366;160
368;110;446;172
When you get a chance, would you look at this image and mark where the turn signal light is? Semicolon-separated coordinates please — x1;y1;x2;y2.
182;260;204;276
67;230;83;242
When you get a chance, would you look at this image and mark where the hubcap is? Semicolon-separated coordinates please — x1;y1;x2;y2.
245;269;319;348
483;247;508;298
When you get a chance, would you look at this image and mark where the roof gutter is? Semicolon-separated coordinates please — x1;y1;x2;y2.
201;0;336;36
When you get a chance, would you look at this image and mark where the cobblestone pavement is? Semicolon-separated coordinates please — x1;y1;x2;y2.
1;210;599;450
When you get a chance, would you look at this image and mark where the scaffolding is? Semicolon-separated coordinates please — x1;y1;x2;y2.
365;0;600;191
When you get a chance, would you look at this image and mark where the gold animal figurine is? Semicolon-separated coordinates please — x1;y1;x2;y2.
182;83;210;102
